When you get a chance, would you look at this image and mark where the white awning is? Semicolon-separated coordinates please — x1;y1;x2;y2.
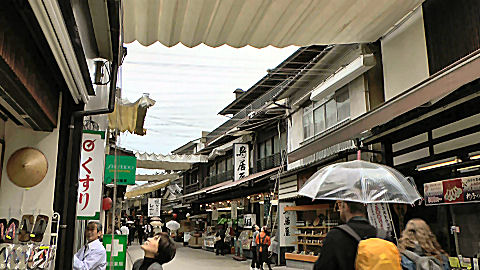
136;152;208;170
124;0;423;48
136;173;179;181
125;179;171;198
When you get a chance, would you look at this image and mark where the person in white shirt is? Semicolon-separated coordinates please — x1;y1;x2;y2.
73;221;107;270
120;223;129;236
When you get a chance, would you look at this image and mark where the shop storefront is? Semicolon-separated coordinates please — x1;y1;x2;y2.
364;79;480;267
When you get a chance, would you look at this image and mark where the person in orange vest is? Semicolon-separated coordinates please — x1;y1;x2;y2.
256;226;272;270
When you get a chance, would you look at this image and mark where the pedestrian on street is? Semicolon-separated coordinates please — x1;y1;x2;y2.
250;225;260;270
73;221;107;270
313;201;377;270
398;218;450;270
233;225;244;258
144;222;153;239
137;221;145;244
215;224;226;256
256;226;272;270
121;222;129;236
132;232;176;270
128;223;136;246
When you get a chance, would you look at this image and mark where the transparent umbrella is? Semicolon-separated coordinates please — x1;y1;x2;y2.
166;220;180;231
298;160;421;204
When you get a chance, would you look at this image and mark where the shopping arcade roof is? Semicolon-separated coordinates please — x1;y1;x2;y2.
124;0;423;48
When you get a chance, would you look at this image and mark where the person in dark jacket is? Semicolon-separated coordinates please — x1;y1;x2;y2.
314;201;377;270
133;232;176;270
215;225;226;256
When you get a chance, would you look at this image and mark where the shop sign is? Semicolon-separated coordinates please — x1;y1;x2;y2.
243;214;256;229
231;201;237;220
103;234;127;270
77;130;105;220
148;198;161;217
424;175;480;205
367;203;392;233
104;155;137;185
279;202;296;247
234;144;249;181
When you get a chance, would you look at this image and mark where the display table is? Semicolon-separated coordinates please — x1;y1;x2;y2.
203;235;215;251
188;233;203;249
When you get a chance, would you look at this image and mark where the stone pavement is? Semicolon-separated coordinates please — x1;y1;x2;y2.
126;243;295;270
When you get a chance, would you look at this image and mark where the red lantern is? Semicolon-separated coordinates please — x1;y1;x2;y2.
102;197;112;211
172;213;177;219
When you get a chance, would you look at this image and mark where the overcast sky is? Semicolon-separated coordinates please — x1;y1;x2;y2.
119;42;298;155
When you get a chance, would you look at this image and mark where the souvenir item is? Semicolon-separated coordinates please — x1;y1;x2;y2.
30;216;48;242
19;215;34;242
7;147;48;188
0;244;11;269
5;219;19;243
0;219;6;243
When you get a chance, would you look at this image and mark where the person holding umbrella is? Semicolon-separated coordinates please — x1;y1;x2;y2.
298;160;423;270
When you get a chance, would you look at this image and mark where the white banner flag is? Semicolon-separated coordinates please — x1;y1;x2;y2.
231;201;238;220
367;203;392;233
234;143;249;181
148;198;162;217
77;131;105;220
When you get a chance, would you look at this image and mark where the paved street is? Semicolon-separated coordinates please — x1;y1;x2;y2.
126;243;292;270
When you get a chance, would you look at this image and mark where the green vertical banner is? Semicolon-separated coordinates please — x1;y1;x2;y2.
103;234;127;270
104;155;137;185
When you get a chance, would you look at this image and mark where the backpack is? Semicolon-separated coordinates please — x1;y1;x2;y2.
338;224;402;270
401;249;443;270
257;234;268;253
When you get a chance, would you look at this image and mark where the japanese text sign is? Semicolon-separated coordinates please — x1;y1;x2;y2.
279;202;296;246
234;143;249;181
104;155;137;185
424;175;480;205
148;198;161;217
77;130;105;220
367;203;393;233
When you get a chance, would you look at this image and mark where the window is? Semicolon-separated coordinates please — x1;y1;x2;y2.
336;89;350;122
303;104;314;139
273;135;280;154
209;164;215;176
259;142;265;159
303;87;350;139
265;139;273;156
325;99;337;129
218;159;226;173
313;106;325;134
226;157;233;171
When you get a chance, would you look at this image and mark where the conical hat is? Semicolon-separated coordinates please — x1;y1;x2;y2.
7;147;48;188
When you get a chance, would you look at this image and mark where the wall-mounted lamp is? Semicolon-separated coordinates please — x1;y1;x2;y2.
457;164;480;173
469;151;480;160
416;157;461;171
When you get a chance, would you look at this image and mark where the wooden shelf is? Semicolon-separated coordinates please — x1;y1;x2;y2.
284;204;330;211
295;234;326;238
293;241;323;246
294;226;329;229
285;253;318;263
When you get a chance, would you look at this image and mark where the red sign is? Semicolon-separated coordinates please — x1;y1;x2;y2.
424;175;480;205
